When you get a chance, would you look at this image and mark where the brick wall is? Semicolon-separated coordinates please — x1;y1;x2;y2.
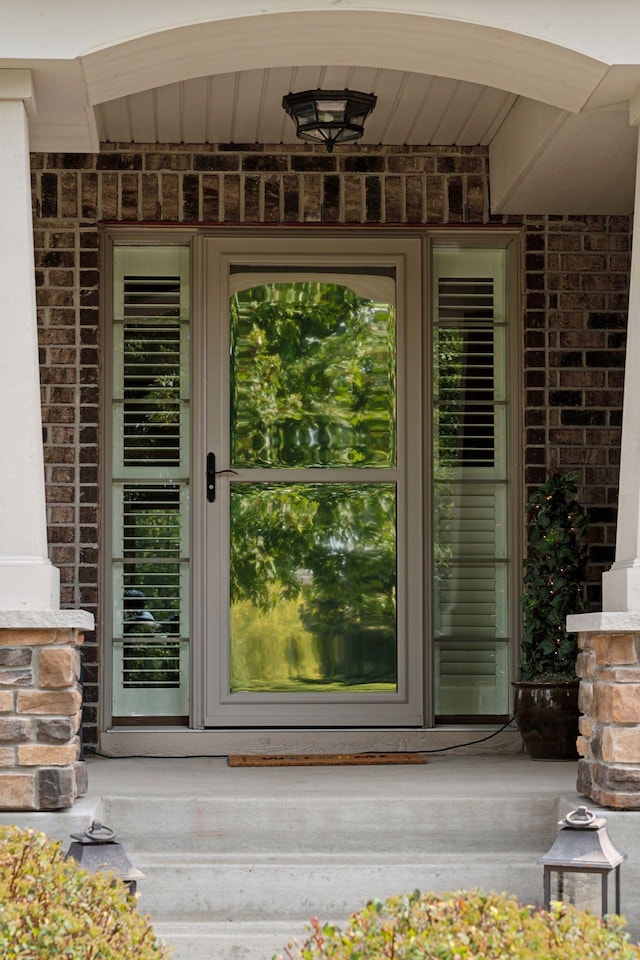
522;216;630;605
30;143;631;746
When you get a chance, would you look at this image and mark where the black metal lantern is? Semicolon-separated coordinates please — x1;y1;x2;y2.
65;821;145;896
282;89;377;152
539;806;626;916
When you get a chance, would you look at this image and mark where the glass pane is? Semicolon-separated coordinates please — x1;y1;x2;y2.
434;483;508;562
432;248;510;718
111;248;191;719
229;482;397;693
113;482;189;629
112;483;189;714
117;273;186;467
434;563;508;639
435;640;509;715
230;282;396;468
434;324;496;470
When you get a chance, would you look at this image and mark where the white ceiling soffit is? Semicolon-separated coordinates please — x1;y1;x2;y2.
81;11;608;114
490;66;640;214
491;105;638;215
95;67;517;147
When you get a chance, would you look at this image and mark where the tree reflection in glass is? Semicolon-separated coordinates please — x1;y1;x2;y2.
228;281;397;694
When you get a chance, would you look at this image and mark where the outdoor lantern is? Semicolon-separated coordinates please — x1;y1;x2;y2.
65;821;145;896
282;89;377;152
539;805;626;916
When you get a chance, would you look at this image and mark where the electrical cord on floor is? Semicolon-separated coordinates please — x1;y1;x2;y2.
84;748;232;759
83;718;518;761
418;715;517;754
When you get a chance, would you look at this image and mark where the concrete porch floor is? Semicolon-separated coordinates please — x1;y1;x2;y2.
0;751;585;835
2;754;640;958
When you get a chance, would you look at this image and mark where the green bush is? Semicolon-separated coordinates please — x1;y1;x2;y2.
0;825;170;959
520;472;588;680
277;889;640;960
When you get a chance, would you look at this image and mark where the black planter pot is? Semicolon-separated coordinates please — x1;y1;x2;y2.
512;680;579;761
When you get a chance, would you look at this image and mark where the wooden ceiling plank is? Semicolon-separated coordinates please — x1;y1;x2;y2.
97;96;131;143
182;76;210;144
406;75;459;144
128;88;157;143
155;82;182;142
208;72;236;144
430;80;486;144
233;69;268;143
356;68;397;144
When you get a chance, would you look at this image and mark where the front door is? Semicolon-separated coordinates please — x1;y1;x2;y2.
202;237;423;726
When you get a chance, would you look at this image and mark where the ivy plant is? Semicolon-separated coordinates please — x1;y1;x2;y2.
520;472;588;680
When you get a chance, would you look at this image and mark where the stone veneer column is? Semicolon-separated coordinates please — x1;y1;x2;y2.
0;612;93;809
569;613;640;809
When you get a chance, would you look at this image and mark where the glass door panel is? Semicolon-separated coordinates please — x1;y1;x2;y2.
230;281;396;469
230;482;397;694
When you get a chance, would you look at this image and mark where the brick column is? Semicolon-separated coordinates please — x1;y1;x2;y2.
0;612;93;810
570;613;640;809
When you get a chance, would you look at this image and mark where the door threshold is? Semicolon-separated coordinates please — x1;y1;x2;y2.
99;726;520;757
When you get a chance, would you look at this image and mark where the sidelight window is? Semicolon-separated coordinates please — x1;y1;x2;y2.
110;246;191;719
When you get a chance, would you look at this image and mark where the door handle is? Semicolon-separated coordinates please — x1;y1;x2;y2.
206;452;238;502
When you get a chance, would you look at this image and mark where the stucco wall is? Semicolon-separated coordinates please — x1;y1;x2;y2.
30;142;630;746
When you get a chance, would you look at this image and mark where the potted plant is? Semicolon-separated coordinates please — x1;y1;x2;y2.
513;472;588;760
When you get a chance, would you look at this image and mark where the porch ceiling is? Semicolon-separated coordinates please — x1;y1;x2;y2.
91;63;639;215
94;66;518;149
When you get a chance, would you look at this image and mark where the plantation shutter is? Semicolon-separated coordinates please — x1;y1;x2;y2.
432;247;510;717
111;246;190;718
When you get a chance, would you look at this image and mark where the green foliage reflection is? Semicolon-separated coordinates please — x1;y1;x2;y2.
231;282;396;468
230;483;397;692
228;280;398;694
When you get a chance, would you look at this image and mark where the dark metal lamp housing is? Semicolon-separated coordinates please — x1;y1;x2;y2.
282;89;377;152
539;806;626;916
65;821;146;896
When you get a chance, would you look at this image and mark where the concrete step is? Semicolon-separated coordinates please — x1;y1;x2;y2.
147;853;545;960
153;920;309;960
103;794;559;855
103;783;558;958
135;851;542;923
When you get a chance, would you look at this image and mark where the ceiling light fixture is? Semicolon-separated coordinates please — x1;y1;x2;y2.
282;89;377;153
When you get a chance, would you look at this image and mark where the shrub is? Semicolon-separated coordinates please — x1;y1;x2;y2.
520;471;588;680
0;825;170;959
277;889;640;960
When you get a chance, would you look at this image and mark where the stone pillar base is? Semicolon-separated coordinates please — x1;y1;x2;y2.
568;612;640;810
577;758;640;810
0;610;94;811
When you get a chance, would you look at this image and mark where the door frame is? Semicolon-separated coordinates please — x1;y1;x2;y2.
99;225;523;756
196;233;425;728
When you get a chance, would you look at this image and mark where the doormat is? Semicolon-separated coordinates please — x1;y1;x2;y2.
228;752;427;767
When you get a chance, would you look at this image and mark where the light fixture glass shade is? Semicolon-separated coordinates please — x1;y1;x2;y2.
282;89;377;152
